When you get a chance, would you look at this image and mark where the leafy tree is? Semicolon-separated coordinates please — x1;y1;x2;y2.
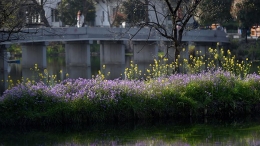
248;40;260;60
234;0;260;41
122;0;147;26
0;0;28;42
0;0;52;42
230;0;244;19
198;0;234;26
236;0;260;28
57;0;96;26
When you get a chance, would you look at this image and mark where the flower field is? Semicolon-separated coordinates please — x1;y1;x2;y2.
0;48;260;125
1;68;260;125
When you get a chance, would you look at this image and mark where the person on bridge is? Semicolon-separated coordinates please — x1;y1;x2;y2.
77;10;85;27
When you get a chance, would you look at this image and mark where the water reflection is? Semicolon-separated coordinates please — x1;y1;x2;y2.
22;68;43;82
1;119;260;145
66;66;91;79
101;64;125;79
0;63;22;94
7;63;22;83
0;70;7;94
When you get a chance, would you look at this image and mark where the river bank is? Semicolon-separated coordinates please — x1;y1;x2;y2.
1;69;260;126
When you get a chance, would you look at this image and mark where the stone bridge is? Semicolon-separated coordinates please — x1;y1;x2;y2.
0;27;229;70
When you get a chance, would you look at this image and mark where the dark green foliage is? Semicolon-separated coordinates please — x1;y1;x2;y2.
235;0;260;41
183;75;260;117
57;0;96;26
7;44;22;54
248;41;260;60
230;39;260;61
47;42;64;55
122;0;147;25
199;0;233;26
90;43;100;53
236;0;260;29
1;72;260;126
0;94;60;125
223;21;239;30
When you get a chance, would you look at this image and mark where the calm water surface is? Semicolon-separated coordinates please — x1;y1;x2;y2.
1;118;260;145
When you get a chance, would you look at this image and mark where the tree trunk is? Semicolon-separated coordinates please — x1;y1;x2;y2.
175;47;180;62
174;46;181;73
40;9;50;27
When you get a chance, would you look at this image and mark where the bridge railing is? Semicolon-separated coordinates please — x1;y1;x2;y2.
1;27;160;44
0;27;229;44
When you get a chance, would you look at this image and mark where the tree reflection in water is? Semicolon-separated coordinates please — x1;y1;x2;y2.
0;118;260;145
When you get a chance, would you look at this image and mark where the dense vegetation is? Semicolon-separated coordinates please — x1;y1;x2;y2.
1;47;260;126
1;68;260;126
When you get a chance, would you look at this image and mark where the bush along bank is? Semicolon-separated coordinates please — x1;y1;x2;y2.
1;69;260;126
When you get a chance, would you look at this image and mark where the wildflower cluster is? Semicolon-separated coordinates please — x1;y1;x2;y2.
124;47;253;81
124;57;176;80
1;69;260;125
182;48;252;76
3;64;67;90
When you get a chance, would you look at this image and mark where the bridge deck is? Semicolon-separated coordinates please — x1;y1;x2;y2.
0;27;229;45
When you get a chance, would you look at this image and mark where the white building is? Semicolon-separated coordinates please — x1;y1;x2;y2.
24;0;62;27
148;0;194;29
42;0;123;27
94;0;125;27
43;0;62;27
42;0;194;28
